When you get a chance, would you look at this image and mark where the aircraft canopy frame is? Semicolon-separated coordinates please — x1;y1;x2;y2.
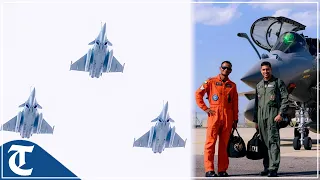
250;16;306;51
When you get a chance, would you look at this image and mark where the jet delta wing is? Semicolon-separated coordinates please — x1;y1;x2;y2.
165;128;186;148
103;56;125;73
70;54;87;71
237;16;319;151
133;131;150;148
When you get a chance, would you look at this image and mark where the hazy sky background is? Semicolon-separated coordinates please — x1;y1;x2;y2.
193;0;318;121
1;1;192;179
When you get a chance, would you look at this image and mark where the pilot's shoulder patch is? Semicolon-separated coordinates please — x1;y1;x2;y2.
225;83;232;88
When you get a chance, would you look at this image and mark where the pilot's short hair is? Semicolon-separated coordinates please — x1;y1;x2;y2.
221;61;232;67
261;61;271;68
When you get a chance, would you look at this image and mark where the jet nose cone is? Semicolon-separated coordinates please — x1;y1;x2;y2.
244;99;255;121
241;63;261;89
165;101;168;107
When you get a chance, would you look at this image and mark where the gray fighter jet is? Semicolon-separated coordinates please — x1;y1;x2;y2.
0;88;55;138
133;101;187;153
238;16;319;150
70;22;125;78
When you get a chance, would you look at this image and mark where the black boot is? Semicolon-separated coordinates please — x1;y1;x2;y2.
218;171;229;177
260;169;269;176
268;170;278;177
205;171;218;177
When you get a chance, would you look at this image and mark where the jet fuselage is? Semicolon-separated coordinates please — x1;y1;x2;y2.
151;121;171;153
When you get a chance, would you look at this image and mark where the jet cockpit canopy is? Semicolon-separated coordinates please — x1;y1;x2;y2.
250;16;306;52
271;32;309;53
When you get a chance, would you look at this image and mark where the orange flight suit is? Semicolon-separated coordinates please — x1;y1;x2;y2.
195;75;238;173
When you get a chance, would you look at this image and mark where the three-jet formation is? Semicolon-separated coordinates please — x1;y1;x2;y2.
70;22;125;78
238;16;319;150
0;88;55;138
133;101;187;153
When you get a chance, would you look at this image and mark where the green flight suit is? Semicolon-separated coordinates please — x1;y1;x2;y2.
253;75;289;172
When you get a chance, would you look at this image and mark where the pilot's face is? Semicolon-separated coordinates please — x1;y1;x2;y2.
220;62;232;76
261;65;272;79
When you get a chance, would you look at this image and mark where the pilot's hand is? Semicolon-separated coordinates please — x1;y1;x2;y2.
274;114;283;122
233;120;238;129
205;109;215;116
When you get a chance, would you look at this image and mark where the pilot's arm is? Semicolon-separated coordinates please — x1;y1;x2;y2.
232;83;239;123
278;79;289;117
195;80;209;111
253;87;258;124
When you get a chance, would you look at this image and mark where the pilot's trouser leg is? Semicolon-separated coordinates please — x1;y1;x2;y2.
204;109;219;172
268;117;280;172
259;127;269;170
259;117;281;172
217;109;233;173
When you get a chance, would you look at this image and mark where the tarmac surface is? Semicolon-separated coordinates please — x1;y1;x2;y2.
193;127;319;179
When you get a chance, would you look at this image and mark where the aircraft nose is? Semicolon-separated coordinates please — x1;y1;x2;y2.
244;99;255;121
240;62;261;89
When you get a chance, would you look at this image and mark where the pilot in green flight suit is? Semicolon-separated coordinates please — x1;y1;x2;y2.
253;61;289;177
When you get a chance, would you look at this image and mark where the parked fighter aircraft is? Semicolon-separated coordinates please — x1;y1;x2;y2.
133;101;187;153
0;88;55;138
238;16;319;151
70;22;125;78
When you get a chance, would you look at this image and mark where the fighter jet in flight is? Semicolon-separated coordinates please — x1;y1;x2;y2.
133;101;187;153
70;22;125;78
238;16;319;150
0;88;55;138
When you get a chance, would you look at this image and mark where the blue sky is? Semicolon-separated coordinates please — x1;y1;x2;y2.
193;1;318;114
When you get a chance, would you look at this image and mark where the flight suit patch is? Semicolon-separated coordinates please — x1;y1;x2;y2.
213;94;219;101
258;94;261;99
215;82;222;86
270;95;275;101
226;83;232;88
200;85;205;90
267;84;274;88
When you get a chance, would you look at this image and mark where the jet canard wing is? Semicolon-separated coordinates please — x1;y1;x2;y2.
250;16;306;51
239;90;256;100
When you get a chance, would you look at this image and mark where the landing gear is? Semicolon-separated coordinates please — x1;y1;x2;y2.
293;103;312;150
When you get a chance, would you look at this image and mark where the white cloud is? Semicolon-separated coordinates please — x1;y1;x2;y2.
249;0;317;10
272;8;318;27
248;1;318;28
193;3;242;26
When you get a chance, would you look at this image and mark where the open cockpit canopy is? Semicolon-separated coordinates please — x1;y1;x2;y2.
250;16;306;51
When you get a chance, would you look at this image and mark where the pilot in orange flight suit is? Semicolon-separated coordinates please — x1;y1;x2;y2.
195;61;239;177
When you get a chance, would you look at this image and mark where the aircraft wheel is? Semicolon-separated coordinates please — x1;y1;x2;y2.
303;137;312;150
293;137;301;150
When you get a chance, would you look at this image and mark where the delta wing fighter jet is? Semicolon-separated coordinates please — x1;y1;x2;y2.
70;22;125;78
237;16;319;150
0;88;55;138
133;102;187;153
